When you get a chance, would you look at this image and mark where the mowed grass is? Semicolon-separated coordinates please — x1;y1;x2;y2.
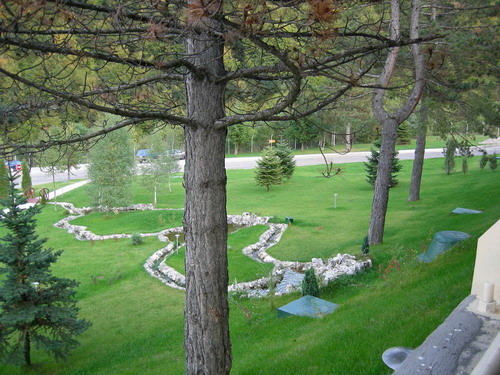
71;209;184;235
167;225;274;283
1;155;499;375
58;177;185;208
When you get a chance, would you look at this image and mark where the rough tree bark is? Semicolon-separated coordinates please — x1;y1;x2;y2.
184;2;231;373
408;93;428;201
368;0;426;245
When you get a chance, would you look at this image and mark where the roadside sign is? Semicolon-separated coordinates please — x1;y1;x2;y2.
268;139;276;144
15;164;22;171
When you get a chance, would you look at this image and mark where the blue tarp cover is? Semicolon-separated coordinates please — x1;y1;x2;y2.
452;207;483;214
277;295;339;318
418;231;470;263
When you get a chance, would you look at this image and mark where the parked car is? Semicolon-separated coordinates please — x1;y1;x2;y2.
168;149;185;160
4;160;22;171
136;149;153;163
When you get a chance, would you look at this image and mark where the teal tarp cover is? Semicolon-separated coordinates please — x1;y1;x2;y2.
277;295;339;318
418;231;470;263
452;207;483;214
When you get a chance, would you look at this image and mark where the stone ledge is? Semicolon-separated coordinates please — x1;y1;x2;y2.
393;295;500;375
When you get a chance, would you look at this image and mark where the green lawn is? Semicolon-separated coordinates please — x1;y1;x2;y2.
57;177;185;208
33;179;85;191
71;209;184;235
1;154;499;375
166;225;274;283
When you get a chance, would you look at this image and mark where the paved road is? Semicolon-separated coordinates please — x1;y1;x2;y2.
28;144;500;185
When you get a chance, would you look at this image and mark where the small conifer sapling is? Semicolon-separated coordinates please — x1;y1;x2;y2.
0;174;90;367
301;268;320;297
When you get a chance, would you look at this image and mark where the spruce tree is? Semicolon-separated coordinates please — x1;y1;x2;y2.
479;151;488;170
364;140;402;188
0;165;9;199
396;122;412;145
361;236;370;255
0;175;90;366
443;139;457;175
301;268;320;297
490;154;497;171
255;149;282;192
20;160;32;193
273;141;296;180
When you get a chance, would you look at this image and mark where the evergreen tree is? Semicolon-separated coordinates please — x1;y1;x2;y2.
361;236;370;255
396;121;412;145
489;154;497;171
443;139;457;175
479;151;488;170
364;140;402;188
87;127;135;212
0;166;9;199
301;268;320;297
273;141;296;180
20;160;32;193
0;175;90;366
255;149;282;192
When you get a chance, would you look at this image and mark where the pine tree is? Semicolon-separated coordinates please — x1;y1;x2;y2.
20;160;32;193
490;154;497;171
364;140;402;188
361;236;370;255
0;175;90;366
273;141;296;180
0;166;9;199
396;122;412;145
479;150;488;170
301;268;320;297
443;139;457;175
255;149;282;192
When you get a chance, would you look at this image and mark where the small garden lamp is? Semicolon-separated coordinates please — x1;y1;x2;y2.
175;234;180;254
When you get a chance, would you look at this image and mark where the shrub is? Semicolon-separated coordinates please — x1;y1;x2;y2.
489;154;497;171
361;236;370;254
131;233;143;245
479;150;488;170
365;140;402;188
443;139;457;175
302;268;320;297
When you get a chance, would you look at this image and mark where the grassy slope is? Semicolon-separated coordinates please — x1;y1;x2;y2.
1;155;499;375
71;210;184;235
166;225;274;283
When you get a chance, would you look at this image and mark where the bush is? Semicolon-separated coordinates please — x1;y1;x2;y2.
302;268;320;297
479;150;488;170
490;154;497;171
364;140;402;188
361;236;370;254
443;139;457;175
131;233;143;245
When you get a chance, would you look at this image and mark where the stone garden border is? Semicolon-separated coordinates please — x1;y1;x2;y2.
50;202;372;297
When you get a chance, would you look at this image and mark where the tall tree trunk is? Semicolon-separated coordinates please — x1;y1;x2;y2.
368;0;425;245
408;95;428;201
184;2;231;374
368;119;398;244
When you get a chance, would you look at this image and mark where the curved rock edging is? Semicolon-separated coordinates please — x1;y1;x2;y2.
50;203;371;297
